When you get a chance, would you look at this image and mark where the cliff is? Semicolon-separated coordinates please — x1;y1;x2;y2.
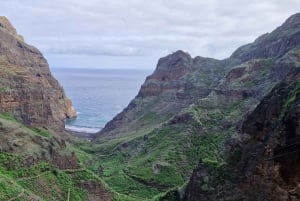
0;16;76;128
183;68;300;201
97;51;229;138
236;70;300;201
0;17;113;201
90;12;300;200
183;13;300;201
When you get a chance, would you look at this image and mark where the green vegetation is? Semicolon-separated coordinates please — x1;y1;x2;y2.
0;86;10;93
73;101;239;200
0;113;17;122
0;117;109;201
30;127;51;138
279;81;300;120
0;151;91;200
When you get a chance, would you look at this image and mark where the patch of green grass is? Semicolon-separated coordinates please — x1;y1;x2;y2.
0;175;23;201
0;86;10;93
106;171;159;199
0;113;17;122
112;193;139;201
279;81;300;120
0;151;96;200
139;112;163;125
30;127;51;138
18;170;87;200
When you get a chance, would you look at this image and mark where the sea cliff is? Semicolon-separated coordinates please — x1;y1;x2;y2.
0;16;76;128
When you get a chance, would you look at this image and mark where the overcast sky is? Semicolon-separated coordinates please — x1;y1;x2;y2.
2;0;300;69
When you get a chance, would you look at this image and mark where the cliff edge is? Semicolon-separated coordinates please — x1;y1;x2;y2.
0;16;76;128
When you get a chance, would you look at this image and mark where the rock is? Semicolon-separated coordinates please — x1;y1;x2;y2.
0;16;24;41
233;71;300;201
231;13;300;62
0;17;76;128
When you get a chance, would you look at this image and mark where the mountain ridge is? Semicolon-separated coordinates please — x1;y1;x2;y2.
90;12;300;200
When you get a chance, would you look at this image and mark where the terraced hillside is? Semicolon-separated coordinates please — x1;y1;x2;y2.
0;114;113;201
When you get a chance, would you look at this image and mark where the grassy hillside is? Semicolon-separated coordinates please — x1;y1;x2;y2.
0;114;112;201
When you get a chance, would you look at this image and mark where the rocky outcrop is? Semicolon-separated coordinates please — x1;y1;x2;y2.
183;71;300;201
183;13;300;201
0;16;76;128
231;13;300;62
96;51;229;138
234;71;300;201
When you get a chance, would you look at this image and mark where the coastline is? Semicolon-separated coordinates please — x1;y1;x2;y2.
65;129;96;141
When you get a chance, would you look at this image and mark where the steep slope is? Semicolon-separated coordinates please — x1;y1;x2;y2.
97;50;231;139
89;12;300;200
231;12;300;62
183;65;300;201
0;16;76;128
0;17;113;201
0;115;112;201
237;69;300;201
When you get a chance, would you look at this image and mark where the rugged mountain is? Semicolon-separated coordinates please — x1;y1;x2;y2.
0;16;76;128
183;15;300;201
0;17;112;201
183;66;300;201
97;50;230;138
90;13;300;200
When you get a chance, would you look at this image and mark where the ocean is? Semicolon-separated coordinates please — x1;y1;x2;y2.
51;68;151;133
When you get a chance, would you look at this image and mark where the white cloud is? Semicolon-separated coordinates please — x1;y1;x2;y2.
2;0;300;68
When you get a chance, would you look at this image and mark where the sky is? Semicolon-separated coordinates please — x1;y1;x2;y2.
2;0;300;69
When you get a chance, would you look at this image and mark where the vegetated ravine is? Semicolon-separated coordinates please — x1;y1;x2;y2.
0;12;300;201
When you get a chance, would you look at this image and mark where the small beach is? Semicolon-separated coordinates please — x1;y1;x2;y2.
52;68;151;133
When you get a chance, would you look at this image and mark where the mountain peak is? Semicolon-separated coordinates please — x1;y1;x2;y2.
156;50;192;68
137;50;193;89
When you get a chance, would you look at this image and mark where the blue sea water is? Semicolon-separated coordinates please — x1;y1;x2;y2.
51;68;151;133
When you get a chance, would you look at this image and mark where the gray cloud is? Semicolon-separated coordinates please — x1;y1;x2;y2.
2;0;300;68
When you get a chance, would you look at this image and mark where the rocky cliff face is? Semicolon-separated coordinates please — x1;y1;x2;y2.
0;16;76;128
96;50;230;138
234;71;300;201
231;13;300;62
183;13;300;201
184;69;300;201
0;17;113;201
93;13;300;200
